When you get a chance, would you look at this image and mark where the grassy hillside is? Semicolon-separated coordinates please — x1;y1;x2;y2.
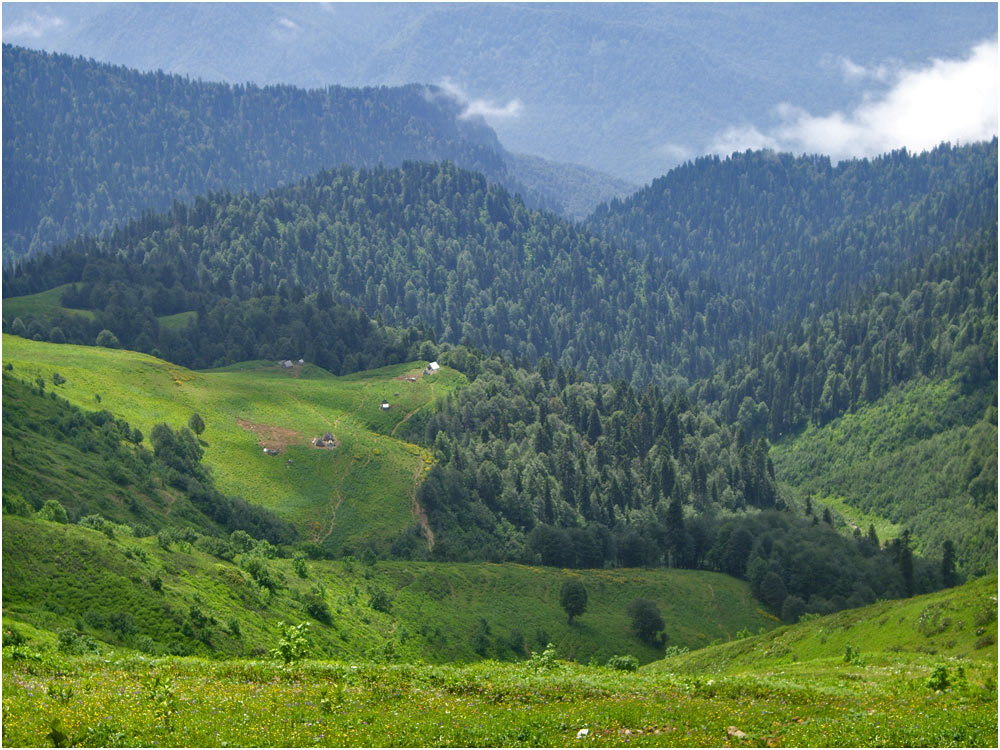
3;573;995;747
651;575;997;676
2;282;94;324
772;376;997;575
2;515;775;665
2;334;465;553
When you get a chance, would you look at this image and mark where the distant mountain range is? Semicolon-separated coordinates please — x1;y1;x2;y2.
2;45;633;262
3;2;995;182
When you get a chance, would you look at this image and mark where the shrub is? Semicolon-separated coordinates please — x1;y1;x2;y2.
36;499;69;524
606;654;639;671
526;643;560;671
368;585;392;613
271;621;310;664
3;625;26;647
304;589;332;625
927;665;950;691
2;493;33;517
292;554;308;578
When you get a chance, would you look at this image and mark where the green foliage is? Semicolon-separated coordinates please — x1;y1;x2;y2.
926;664;951;691
271;621;311;664
367;585;392;613
773;377;998;575
188;412;205;436
628;599;666;647
36;499;68;524
605;653;639;671
526;642;560;671
559;579;588;625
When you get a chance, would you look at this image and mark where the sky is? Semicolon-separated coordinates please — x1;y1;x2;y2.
2;2;997;178
705;37;998;163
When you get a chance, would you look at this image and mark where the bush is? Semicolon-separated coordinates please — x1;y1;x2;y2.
271;622;310;664
36;499;69;524
606;654;639;671
526;643;560;671
368;585;392;613
3;625;26;647
304;589;332;625
292;554;308;578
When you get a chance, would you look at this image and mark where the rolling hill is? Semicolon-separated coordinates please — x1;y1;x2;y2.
2;571;994;747
1;333;463;555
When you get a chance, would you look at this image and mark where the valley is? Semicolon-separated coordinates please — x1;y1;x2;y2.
2;15;997;747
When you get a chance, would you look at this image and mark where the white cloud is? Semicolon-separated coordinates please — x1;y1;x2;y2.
710;40;998;162
276;17;301;32
435;78;523;121
3;13;64;39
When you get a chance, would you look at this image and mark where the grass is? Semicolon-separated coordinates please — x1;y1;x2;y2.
2;283;95;322
1;335;463;553
2;515;777;666
651;575;998;675
2;576;995;747
156;310;197;332
810;493;902;544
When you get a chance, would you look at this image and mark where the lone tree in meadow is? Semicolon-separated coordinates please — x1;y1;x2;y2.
627;598;665;646
559;579;588;625
188;413;206;436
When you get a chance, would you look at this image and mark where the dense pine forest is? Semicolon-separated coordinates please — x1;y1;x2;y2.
5;141;995;389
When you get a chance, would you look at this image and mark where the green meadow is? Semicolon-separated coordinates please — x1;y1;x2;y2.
1;334;461;552
2;515;776;666
3;574;995;748
2;283;95;323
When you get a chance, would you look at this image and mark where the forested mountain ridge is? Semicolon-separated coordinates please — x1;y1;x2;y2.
587;141;997;325
3;44;634;263
5;142;995;392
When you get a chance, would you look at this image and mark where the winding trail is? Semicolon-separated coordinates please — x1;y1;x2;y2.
410;457;435;550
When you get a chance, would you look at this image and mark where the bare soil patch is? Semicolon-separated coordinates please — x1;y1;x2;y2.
236;418;303;454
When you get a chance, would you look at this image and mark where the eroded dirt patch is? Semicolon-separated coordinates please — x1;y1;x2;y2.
236;418;303;454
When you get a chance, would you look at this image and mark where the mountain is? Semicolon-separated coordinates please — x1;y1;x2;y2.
7;144;994;391
3;3;995;182
2;45;631;262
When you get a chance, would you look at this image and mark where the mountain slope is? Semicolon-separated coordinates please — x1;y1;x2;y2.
1;334;463;554
2;45;632;263
1;514;776;663
652;574;998;675
7;144;994;391
772;377;997;576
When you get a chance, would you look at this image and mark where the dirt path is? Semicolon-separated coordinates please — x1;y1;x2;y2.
314;455;374;544
391;403;425;437
410;457;435;550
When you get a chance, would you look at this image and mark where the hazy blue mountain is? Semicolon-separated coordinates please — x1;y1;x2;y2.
2;45;630;261
3;2;994;183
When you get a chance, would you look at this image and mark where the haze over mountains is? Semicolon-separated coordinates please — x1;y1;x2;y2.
3;2;996;183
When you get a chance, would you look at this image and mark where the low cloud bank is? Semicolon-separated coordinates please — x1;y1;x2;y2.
437;78;523;121
710;40;998;162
